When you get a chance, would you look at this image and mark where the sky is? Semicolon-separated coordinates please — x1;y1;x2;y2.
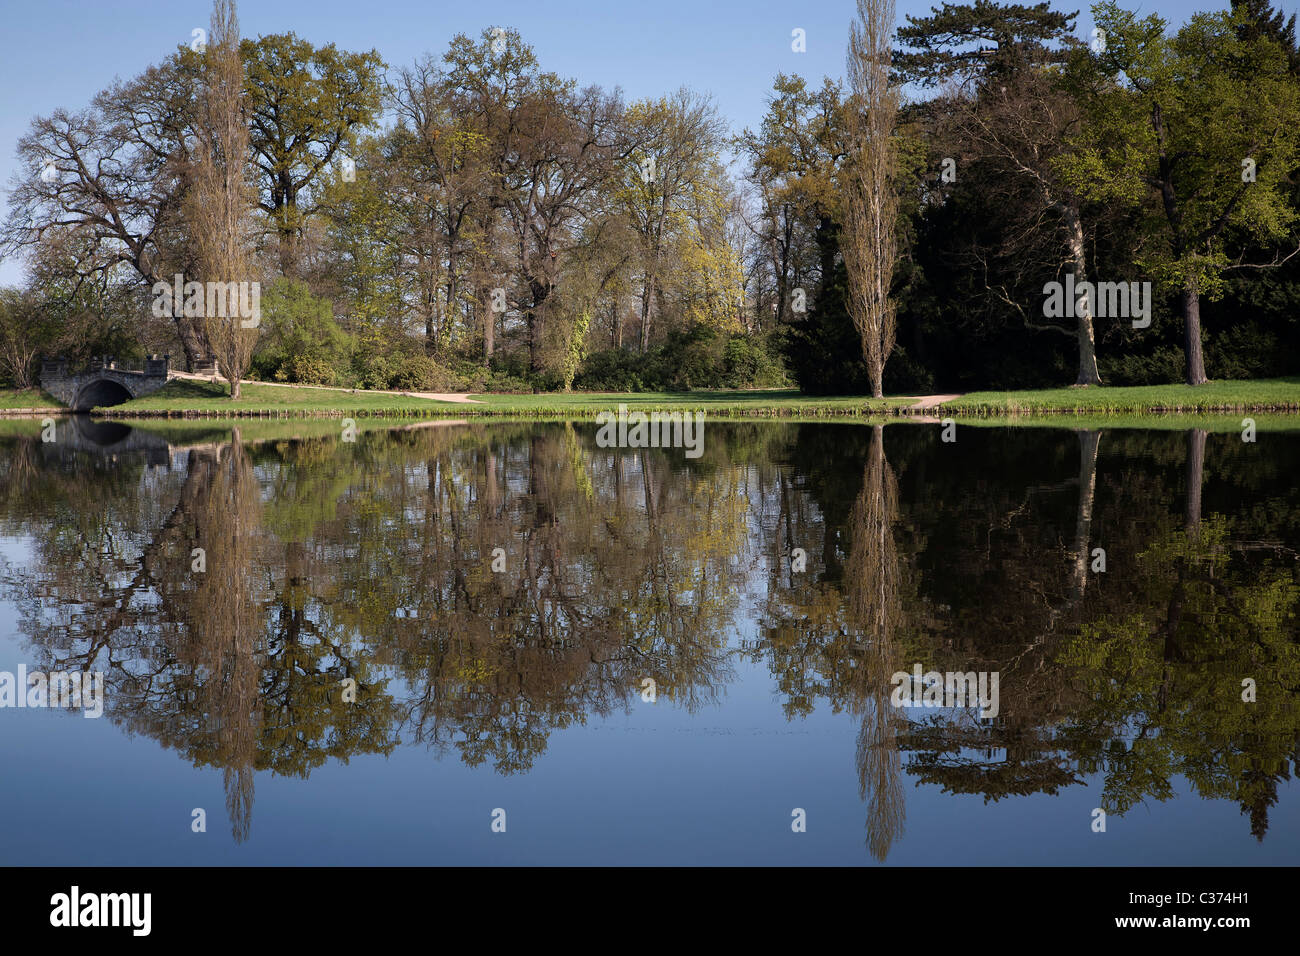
0;0;1272;287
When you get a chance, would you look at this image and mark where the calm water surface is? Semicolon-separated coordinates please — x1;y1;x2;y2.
0;417;1296;864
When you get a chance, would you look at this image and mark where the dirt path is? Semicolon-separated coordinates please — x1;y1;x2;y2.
169;371;483;404
904;393;963;410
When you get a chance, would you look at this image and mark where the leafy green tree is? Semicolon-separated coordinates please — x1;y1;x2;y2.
241;32;385;275
1233;0;1300;73
736;75;846;326
1060;1;1300;385
893;0;1079;88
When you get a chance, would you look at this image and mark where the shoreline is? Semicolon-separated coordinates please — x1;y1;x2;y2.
3;379;1299;420
3;403;1299;421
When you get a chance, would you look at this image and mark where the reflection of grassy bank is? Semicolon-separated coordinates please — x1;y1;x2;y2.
91;411;1300;440
0;415;457;443
85;416;469;446
4;412;1298;444
97;379;461;414
950;413;1300;432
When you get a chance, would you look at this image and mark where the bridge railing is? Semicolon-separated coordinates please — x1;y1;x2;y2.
40;355;171;377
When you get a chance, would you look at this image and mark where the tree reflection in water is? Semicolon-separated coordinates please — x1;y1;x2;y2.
0;419;1295;854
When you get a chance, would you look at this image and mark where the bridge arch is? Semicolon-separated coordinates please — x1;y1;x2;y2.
73;377;135;411
70;416;133;447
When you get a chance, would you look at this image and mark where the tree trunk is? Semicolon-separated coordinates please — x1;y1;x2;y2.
276;175;298;277
1063;205;1102;386
775;212;792;326
1069;429;1101;602
172;314;209;371
277;230;296;277
639;279;653;352
816;213;837;304
1182;284;1208;385
150;270;208;371
485;450;499;510
1185;427;1206;534
527;278;551;376
444;249;459;355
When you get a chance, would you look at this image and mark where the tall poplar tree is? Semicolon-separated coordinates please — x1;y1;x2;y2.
843;0;901;398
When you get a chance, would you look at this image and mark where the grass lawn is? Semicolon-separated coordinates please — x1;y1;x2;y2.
7;377;1300;419
103;379;464;414
941;378;1300;414
0;388;60;410
464;389;908;415
95;381;908;417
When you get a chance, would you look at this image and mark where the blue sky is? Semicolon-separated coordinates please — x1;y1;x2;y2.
0;0;1269;286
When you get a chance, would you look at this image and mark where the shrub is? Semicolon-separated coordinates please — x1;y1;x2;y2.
1100;345;1185;385
723;333;788;388
388;353;437;391
572;328;788;392
253;279;350;385
573;348;651;391
1206;322;1285;380
286;355;337;386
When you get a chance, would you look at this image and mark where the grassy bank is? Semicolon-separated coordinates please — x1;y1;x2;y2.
938;378;1300;415
95;379;462;415
0;388;60;410
92;381;908;417
5;377;1299;419
462;390;909;416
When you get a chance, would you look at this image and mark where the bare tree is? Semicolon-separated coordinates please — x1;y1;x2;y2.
186;0;258;398
1;61;214;369
843;0;900;399
390;56;491;356
620;90;728;351
958;75;1104;386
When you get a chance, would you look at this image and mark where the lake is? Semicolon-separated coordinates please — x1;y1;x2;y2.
0;416;1296;865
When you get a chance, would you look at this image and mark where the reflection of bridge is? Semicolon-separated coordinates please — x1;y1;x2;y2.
41;416;222;467
39;356;173;411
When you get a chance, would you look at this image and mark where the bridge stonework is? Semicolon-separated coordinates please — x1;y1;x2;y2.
40;356;172;411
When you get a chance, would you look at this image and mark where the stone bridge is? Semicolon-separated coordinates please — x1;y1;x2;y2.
40;356;173;411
